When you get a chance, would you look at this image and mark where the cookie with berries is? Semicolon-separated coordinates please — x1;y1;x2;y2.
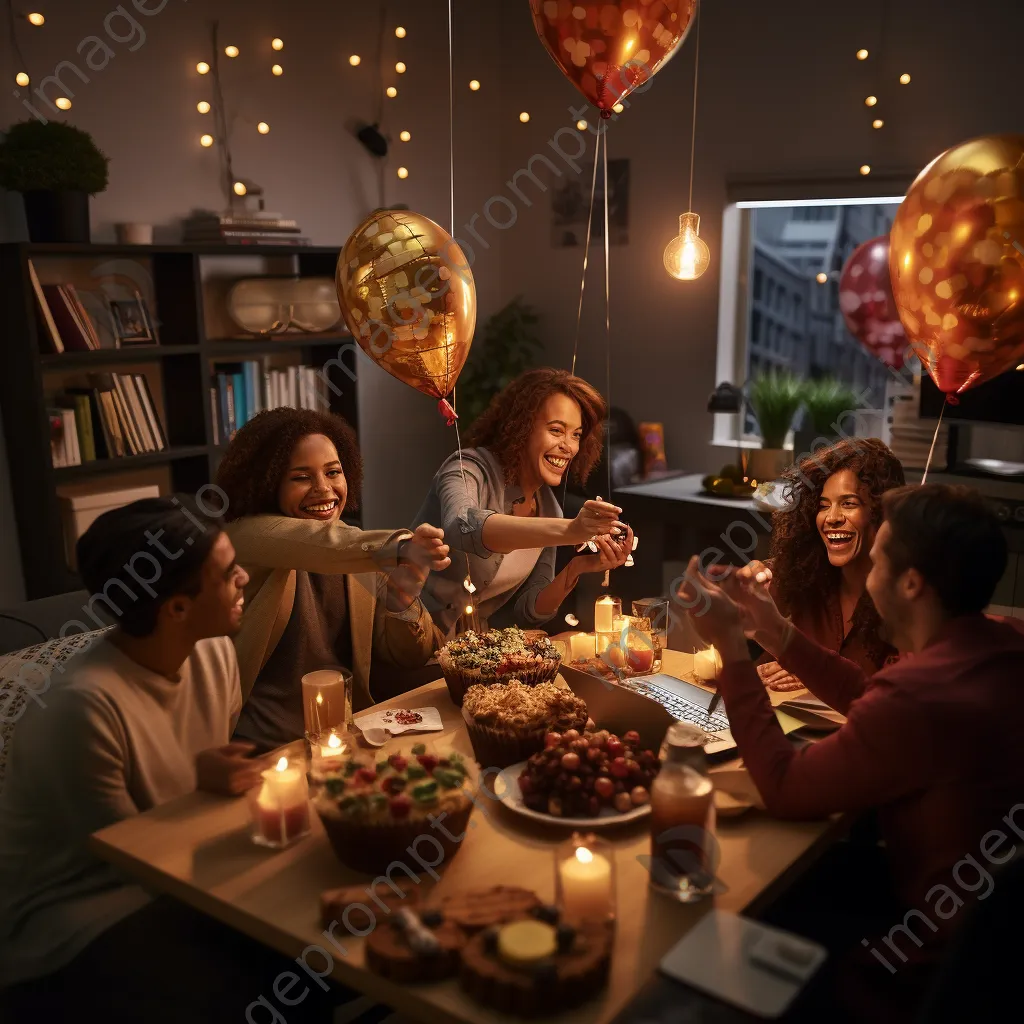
311;743;477;874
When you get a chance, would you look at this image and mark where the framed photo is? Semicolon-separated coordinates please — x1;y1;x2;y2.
109;294;155;346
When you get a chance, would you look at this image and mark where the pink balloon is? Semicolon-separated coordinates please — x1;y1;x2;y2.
838;236;907;370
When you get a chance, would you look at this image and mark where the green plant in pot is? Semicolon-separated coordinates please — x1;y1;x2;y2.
747;371;804;481
794;377;860;457
456;296;542;427
0;120;109;243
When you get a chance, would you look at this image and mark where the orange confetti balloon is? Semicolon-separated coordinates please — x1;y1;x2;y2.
529;0;696;114
889;134;1024;394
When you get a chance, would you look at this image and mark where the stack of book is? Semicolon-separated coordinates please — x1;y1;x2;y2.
182;212;310;247
211;361;330;444
48;372;167;468
29;261;107;354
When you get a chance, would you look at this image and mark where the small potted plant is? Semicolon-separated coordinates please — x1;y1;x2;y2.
795;377;860;457
747;371;804;481
0;120;109;242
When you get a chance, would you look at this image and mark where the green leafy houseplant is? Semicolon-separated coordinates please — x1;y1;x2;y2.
457;296;542;427
801;378;860;434
0;120;109;194
748;371;805;449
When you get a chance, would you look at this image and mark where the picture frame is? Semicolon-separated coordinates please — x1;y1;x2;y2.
109;294;155;346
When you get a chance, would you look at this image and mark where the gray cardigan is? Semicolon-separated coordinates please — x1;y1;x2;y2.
414;447;563;636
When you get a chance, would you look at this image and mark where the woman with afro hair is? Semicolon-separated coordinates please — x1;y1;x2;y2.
215;407;449;749
739;437;905;690
415;367;634;636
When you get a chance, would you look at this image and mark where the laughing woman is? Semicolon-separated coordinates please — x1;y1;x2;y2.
739;437;905;687
415;367;633;636
216;408;449;750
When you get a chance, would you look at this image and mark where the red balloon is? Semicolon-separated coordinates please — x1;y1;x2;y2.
838;236;907;371
528;0;696;113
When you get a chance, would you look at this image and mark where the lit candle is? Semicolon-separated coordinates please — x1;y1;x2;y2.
558;845;614;922
569;632;596;661
301;669;352;738
315;730;347;767
693;647;722;682
594;595;621;633
252;757;310;847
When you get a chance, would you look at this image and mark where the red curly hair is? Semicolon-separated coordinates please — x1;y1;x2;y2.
216;408;363;522
769;437;905;668
466;368;606;485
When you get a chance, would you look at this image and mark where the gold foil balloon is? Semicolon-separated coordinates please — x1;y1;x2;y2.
889;134;1024;394
336;209;476;401
529;0;696;115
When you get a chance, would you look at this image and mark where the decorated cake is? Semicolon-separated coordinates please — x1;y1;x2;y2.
459;903;613;1016
461;680;589;769
438;627;562;706
311;743;476;874
517;727;661;819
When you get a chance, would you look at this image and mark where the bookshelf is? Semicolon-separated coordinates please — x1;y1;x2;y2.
0;242;359;599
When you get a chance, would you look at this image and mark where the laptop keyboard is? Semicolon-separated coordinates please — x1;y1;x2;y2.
621;678;731;734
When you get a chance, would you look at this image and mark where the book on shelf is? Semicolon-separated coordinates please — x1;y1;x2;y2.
183;232;312;247
48;373;167;468
29;261;118;355
212;360;329;442
185;213;299;230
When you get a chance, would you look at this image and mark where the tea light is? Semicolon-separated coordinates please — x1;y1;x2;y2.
251;757;310;848
313;729;348;770
556;834;615;922
301;668;353;737
693;647;722;682
594;595;621;633
569;632;596;661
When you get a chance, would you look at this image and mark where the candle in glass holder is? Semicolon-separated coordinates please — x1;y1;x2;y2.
569;632;596;662
312;729;349;771
251;756;310;848
594;595;621;634
301;667;353;737
556;833;615;923
693;647;722;682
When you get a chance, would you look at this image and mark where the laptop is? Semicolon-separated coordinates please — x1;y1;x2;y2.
617;673;736;753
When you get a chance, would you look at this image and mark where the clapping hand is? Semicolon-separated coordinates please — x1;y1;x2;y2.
675;555;747;654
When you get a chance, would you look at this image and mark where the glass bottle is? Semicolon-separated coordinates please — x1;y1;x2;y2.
648;722;716;902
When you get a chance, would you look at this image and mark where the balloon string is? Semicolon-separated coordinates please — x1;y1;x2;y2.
570;131;600;378
447;0;455;236
920;395;948;485
603;127;612;504
687;1;701;212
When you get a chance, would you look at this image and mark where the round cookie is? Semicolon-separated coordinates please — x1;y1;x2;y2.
365;909;467;983
434;886;542;932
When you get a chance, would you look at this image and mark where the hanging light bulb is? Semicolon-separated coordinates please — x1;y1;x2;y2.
397;166;409;179
399;130;411;142
856;48;869;60
395;26;407;38
872;118;884;129
386;86;398;98
27;13;44;26
469;79;481;91
271;37;284;51
257;121;270;134
816;272;828;284
395;61;406;74
663;212;711;281
271;64;283;76
15;72;29;86
200;134;214;147
197;100;211;113
233;181;247;196
576;119;587;131
55;97;71;110
899;73;911;85
224;45;239;58
197;62;210;74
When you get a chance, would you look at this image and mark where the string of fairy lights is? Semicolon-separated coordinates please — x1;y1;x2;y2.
853;39;912;178
9;9;73;109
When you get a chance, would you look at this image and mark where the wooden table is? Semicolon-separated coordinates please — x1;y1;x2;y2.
91;656;842;1024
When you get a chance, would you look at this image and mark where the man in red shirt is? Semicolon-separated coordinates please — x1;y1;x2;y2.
677;483;1024;1020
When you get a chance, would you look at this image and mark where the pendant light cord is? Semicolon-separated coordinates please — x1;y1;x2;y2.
687;3;702;212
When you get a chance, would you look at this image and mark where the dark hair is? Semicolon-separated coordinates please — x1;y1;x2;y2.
76;495;223;638
216;407;362;522
882;484;1007;616
465;367;606;485
770;437;906;668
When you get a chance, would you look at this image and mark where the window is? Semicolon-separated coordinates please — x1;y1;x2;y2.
715;195;903;445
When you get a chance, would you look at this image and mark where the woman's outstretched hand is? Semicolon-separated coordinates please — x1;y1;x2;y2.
572;525;634;575
568;498;625;545
388;523;450;612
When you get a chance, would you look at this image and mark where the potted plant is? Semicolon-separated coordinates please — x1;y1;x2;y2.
747;371;804;481
0;120;109;242
457;296;542;427
795;377;860;457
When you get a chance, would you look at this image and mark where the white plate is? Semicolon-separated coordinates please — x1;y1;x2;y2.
494;761;652;828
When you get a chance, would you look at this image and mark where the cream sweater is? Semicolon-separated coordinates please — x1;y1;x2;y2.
0;636;240;985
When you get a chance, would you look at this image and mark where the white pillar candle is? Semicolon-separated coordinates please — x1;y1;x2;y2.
301;669;352;737
594;595;620;634
559;846;613;921
569;632;596;661
693;647;722;682
253;756;310;846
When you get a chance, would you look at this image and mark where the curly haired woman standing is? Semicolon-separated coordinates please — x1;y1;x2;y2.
415;367;634;635
215;407;449;749
740;437;906;689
